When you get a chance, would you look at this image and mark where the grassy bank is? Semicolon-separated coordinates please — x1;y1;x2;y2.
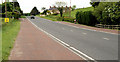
0;18;2;62
38;15;58;21
2;18;20;60
58;7;94;18
38;7;93;21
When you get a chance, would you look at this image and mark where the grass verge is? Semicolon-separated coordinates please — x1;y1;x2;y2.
2;18;20;60
37;15;58;21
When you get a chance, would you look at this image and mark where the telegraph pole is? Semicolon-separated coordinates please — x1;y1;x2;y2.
5;0;7;18
69;0;71;17
2;0;3;4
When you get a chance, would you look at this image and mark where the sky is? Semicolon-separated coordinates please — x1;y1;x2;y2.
0;0;92;13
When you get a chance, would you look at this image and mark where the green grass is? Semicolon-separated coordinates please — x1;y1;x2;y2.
37;15;58;21
20;15;26;18
38;7;94;21
58;7;94;18
0;18;2;62
2;18;20;60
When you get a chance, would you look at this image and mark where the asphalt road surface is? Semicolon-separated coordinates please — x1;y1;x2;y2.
27;16;118;60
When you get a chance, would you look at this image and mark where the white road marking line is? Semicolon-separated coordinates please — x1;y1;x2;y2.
70;30;73;32
26;17;96;61
67;24;79;28
62;28;65;30
82;33;87;35
103;38;110;40
70;47;95;60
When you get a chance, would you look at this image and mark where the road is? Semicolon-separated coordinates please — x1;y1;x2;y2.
27;16;118;60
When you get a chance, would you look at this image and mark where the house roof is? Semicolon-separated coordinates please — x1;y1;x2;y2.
49;8;58;10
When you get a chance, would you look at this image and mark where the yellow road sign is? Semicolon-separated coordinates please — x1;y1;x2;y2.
5;18;9;23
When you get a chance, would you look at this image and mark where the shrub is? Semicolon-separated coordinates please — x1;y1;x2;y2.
92;2;120;25
52;13;59;15
7;12;13;18
76;11;97;26
63;17;75;23
57;17;64;21
13;12;21;19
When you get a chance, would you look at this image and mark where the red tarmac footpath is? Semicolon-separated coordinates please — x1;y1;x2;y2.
9;18;83;60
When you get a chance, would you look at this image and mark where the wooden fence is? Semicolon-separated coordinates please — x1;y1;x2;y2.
95;24;120;30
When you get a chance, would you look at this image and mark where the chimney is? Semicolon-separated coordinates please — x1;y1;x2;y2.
54;6;56;8
66;6;67;8
13;0;17;2
50;6;51;8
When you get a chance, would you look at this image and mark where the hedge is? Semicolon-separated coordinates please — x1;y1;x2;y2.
57;16;75;23
76;11;97;26
63;17;75;23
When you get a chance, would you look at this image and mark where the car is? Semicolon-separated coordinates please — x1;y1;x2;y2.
31;15;35;19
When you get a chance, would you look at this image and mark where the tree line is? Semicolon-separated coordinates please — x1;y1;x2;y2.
76;1;120;26
0;2;23;19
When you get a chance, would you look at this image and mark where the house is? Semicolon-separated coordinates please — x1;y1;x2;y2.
48;6;72;15
48;6;60;14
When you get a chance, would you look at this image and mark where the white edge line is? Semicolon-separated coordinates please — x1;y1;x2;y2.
26;17;96;61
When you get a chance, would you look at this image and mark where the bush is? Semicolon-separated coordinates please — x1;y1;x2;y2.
56;16;75;22
92;2;120;25
13;12;21;19
63;17;75;23
52;13;59;15
7;12;13;18
57;17;63;21
0;12;13;18
76;11;97;26
23;13;30;16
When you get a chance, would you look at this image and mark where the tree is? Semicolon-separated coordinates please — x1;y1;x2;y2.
30;7;40;15
55;2;67;17
90;2;100;8
55;2;66;7
102;2;120;25
72;5;76;11
57;7;63;17
92;2;120;25
41;7;46;11
1;2;23;18
43;9;48;15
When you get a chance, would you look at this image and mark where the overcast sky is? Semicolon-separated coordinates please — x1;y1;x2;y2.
0;0;92;13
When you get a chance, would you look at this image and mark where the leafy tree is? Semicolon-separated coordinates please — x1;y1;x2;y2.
55;2;67;17
30;7;40;15
72;5;76;11
90;2;100;8
57;7;63;17
93;2;120;25
2;2;13;13
102;2;120;25
55;2;66;7
1;2;23;18
1;2;23;13
42;9;49;15
41;7;46;11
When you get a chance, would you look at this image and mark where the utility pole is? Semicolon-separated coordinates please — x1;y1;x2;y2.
69;0;71;17
5;0;7;18
2;0;3;4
